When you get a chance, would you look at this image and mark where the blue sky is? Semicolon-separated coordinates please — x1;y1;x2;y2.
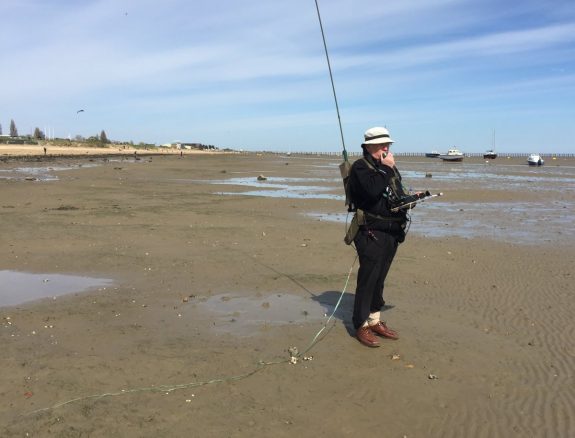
1;0;574;153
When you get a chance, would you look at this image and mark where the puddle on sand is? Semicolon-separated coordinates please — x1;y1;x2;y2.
191;176;342;200
217;190;341;200
0;164;98;182
0;271;114;307
307;199;575;245
199;293;329;336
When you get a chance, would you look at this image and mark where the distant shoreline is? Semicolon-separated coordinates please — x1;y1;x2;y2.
1;144;573;162
0;144;226;160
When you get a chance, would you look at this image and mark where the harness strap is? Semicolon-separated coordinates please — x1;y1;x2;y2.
361;210;405;223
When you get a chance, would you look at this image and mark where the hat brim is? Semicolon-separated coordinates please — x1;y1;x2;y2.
362;138;394;146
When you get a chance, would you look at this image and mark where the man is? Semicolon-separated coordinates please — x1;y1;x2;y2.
348;126;409;348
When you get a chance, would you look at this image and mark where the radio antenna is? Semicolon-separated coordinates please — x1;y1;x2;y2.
314;0;347;161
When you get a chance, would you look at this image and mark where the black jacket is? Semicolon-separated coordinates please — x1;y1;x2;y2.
348;153;408;239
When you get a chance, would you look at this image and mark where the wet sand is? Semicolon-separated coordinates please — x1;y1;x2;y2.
1;152;574;437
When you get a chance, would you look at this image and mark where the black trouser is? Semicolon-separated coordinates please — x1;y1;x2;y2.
352;228;398;329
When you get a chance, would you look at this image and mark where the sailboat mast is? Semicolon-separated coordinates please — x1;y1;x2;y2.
492;129;495;149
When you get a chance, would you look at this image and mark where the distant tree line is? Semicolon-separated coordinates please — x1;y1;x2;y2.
1;119;216;151
1;118;111;146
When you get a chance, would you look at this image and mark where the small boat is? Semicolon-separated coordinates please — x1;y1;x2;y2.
483;150;497;159
425;150;440;158
439;148;464;162
527;154;544;166
483;129;497;159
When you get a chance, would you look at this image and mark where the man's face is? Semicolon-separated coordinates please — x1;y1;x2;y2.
366;143;391;161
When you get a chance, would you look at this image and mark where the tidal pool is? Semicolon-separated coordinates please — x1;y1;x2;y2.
210;176;340;200
307;199;574;245
0;271;114;307
199;292;331;336
0;164;98;182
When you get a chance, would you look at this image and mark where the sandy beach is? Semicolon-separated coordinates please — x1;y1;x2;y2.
1;150;574;437
0;144;220;159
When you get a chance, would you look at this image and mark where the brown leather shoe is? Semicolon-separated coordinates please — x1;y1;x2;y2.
356;326;380;348
369;321;399;340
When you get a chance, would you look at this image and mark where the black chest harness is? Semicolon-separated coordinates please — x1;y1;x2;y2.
343;158;407;245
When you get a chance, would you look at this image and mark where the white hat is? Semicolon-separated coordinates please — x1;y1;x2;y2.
362;127;394;145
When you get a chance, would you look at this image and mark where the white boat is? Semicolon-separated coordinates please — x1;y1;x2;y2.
527;154;544;166
483;150;497;159
483;129;497;159
439;148;464;162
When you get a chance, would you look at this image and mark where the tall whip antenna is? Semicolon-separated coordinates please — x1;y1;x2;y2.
314;0;347;161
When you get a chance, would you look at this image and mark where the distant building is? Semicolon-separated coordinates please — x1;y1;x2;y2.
181;142;206;150
158;142;217;150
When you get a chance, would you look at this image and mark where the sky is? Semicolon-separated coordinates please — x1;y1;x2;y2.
1;0;574;153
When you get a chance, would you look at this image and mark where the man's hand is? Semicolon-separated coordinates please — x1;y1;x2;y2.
381;151;395;168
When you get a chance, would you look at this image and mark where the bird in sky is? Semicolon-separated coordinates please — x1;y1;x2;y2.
77;109;84;113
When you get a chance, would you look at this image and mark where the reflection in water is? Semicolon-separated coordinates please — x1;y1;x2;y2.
0;271;113;307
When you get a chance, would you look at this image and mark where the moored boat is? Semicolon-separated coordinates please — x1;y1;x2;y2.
439;148;464;162
483;150;497;159
425;150;440;158
484;129;497;159
527;153;544;166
